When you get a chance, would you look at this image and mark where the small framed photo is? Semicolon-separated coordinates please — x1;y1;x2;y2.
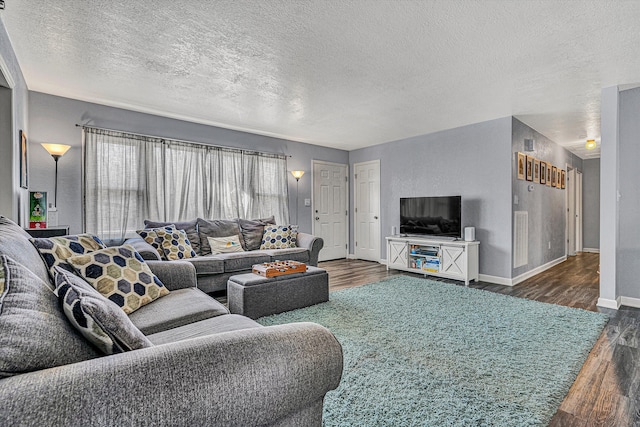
551;166;558;187
560;170;566;189
546;165;552;186
525;156;534;181
517;152;525;180
540;162;547;185
534;159;540;184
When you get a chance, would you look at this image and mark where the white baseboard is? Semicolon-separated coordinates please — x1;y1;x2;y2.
379;258;386;265
583;248;600;253
477;256;567;287
597;297;620;309
346;253;356;260
620;296;640;309
478;274;514;286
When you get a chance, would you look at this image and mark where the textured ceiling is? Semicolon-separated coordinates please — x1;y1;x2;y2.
3;1;640;158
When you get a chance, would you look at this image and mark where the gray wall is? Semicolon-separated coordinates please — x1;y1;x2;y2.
0;18;29;224
28;92;348;234
349;117;513;279
511;118;582;278
617;86;640;299
582;158;600;250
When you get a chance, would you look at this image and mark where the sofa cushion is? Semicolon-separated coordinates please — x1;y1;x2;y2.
238;216;276;251
212;252;272;273
144;219;200;256
260;247;310;264
0;255;100;378
128;287;229;335
186;255;225;275
55;267;153;354
146;314;262;345
207;235;244;254
137;225;196;261
30;234;106;279
260;225;299;250
0;216;53;290
197;218;241;256
67;245;170;314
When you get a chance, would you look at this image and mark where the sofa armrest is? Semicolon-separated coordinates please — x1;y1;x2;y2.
146;260;197;291
0;322;343;427
297;232;324;266
123;237;161;260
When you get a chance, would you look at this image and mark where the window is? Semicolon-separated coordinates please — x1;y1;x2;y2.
84;127;289;243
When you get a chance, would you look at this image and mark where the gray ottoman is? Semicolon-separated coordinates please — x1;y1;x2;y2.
227;266;329;319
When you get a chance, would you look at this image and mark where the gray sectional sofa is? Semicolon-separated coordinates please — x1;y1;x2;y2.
0;217;342;426
127;217;324;293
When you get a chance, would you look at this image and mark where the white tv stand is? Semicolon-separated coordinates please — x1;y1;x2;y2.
386;235;479;285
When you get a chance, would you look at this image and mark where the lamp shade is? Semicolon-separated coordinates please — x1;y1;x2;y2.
291;170;305;180
41;143;71;157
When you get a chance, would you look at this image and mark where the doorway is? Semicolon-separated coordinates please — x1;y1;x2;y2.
354;160;381;262
312;160;348;261
566;166;583;256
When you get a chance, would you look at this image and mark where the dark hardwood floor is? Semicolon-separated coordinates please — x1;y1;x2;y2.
319;253;640;427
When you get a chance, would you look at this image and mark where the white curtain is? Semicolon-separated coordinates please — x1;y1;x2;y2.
84;128;289;243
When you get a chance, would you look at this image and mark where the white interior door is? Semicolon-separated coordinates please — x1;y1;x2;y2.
567;168;576;256
576;171;583;252
354;160;381;262
312;161;348;261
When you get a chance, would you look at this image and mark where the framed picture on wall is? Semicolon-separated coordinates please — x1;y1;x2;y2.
540;161;547;185
533;159;540;184
516;152;525;180
19;130;28;189
560;170;566;189
525;156;534;181
551;166;557;187
546;165;552;186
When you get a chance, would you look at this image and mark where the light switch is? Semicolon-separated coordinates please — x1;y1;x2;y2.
304;198;311;207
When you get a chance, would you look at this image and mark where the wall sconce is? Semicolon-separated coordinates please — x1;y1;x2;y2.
585;139;597;150
290;171;305;225
41;143;71;207
524;139;535;152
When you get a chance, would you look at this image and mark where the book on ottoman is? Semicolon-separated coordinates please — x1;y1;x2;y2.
252;261;307;278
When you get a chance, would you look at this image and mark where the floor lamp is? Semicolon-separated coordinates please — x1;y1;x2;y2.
291;170;305;225
41;143;71;208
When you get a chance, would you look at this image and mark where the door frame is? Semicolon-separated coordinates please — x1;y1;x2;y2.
311;160;349;258
565;165;583;257
353;159;381;262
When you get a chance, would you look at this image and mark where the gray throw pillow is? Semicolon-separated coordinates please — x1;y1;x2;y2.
238;216;276;251
197;218;242;255
144;219;200;255
0;255;100;378
54;267;153;355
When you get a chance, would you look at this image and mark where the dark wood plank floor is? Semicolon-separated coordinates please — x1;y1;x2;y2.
319;253;640;427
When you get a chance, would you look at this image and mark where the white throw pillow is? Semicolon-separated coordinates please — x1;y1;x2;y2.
207;235;245;254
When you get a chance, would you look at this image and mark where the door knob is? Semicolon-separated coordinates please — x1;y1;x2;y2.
315;217;320;220
374;216;378;219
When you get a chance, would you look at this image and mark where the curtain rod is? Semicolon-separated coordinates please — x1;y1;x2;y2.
75;124;291;158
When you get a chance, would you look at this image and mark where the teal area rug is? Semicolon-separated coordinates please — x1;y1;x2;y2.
258;276;608;426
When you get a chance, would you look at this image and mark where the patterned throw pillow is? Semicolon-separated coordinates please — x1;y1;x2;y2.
30;234;106;279
136;225;197;261
67;245;170;315
54;267;153;355
207;235;245;254
260;225;299;250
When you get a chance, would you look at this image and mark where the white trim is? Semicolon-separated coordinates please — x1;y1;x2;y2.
478;274;514;286
597;297;620;310
512;256;567;286
379;258;386;265
479;256;567;286
620;296;640;309
0;54;16;89
583;248;600;253
346;253;357;260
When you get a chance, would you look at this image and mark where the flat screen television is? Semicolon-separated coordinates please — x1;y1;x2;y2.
400;196;462;238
